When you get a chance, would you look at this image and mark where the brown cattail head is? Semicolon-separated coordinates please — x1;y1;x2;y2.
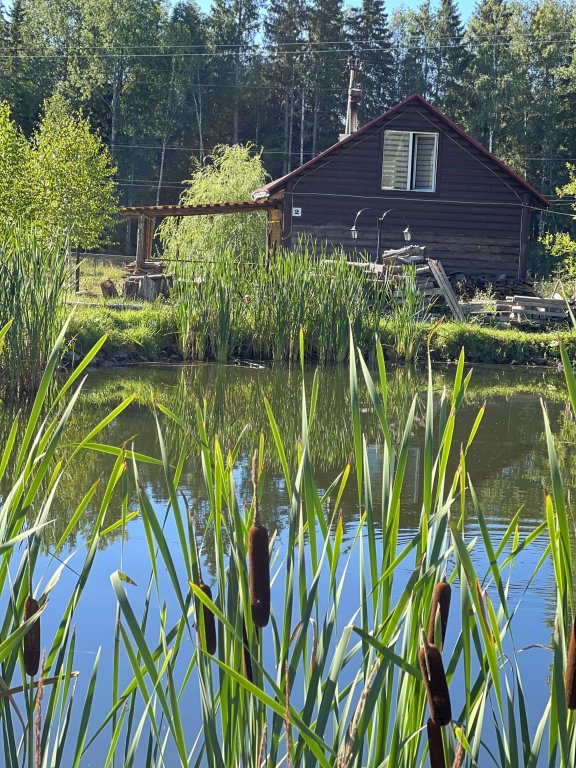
242;621;253;683
23;596;40;677
197;582;217;655
426;717;446;768
249;523;270;628
565;614;576;708
419;633;452;726
427;579;452;647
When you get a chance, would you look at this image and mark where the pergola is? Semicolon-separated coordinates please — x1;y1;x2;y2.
121;200;283;268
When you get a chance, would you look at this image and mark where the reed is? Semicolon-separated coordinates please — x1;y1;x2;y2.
0;221;70;396
2;318;576;767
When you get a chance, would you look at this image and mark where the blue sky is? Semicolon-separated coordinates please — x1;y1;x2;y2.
195;0;477;22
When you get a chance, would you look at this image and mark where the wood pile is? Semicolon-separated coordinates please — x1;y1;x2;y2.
449;273;537;300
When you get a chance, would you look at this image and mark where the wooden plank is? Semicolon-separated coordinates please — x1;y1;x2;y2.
428;259;465;321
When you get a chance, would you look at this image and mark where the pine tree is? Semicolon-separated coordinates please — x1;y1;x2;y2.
346;0;394;121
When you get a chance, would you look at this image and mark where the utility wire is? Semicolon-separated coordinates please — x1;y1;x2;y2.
0;37;573;59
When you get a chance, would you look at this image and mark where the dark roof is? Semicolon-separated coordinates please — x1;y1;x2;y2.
253;93;550;209
122;200;280;219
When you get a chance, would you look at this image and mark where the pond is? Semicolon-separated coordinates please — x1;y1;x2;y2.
1;360;572;766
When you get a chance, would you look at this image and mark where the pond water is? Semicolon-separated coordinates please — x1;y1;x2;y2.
1;360;572;765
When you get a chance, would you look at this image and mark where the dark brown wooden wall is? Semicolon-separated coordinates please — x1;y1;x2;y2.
281;101;535;277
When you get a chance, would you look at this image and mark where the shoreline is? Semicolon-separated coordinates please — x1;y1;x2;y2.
65;304;576;370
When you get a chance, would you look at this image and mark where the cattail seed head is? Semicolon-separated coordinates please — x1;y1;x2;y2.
249;523;270;628
197;582;217;655
426;717;446;768
427;579;451;646
242;621;253;683
419;634;452;726
23;596;40;677
565;614;576;708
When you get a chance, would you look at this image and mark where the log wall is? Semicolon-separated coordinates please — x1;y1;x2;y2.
280;101;536;277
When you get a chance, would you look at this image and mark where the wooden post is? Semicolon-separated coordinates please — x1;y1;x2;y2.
144;217;154;263
135;215;146;270
518;193;532;279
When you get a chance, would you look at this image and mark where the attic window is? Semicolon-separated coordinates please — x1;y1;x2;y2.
381;131;438;192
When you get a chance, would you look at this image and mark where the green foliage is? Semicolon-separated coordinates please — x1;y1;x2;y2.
0;101;31;218
541;164;576;279
29;94;118;249
0;96;118;249
159;144;268;261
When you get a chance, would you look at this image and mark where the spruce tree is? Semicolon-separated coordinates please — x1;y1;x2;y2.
464;0;515;153
346;0;394;120
308;0;348;153
263;0;307;174
208;0;262;143
431;0;469;122
393;1;435;100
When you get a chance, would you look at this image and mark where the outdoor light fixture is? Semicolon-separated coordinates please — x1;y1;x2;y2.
350;207;412;260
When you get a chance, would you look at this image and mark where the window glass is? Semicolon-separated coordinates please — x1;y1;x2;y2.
381;131;410;190
413;134;436;190
381;130;437;192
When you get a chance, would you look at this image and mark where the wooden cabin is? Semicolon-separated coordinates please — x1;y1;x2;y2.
253;94;550;278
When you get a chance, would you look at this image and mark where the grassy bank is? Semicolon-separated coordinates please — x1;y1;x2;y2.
66;304;575;367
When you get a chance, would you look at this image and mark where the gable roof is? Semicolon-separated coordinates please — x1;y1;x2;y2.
253;93;550;209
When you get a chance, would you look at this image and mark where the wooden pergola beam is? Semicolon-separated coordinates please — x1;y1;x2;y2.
124;197;284;269
121;200;281;219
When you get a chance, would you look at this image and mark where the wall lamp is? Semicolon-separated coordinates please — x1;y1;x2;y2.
350;207;411;259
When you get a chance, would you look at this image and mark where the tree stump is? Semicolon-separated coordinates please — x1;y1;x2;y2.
101;278;119;299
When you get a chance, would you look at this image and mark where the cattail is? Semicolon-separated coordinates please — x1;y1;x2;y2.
242;621;253;683
452;739;464;768
249;524;270;628
427;578;452;646
565;614;576;708
419;632;452;727
249;451;270;628
23;596;40;677
196;582;217;655
426;718;446;768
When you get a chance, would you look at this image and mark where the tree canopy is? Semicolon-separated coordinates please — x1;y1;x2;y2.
0;96;117;248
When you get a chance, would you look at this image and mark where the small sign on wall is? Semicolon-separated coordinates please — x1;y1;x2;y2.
292;207;302;217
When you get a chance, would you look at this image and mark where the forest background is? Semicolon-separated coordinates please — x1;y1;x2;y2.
1;0;575;257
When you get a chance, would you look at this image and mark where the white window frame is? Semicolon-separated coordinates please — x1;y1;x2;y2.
381;130;438;193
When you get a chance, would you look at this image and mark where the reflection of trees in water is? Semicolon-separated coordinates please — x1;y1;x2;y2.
0;362;571;580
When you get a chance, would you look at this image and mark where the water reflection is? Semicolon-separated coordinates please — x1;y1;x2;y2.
0;362;568;600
